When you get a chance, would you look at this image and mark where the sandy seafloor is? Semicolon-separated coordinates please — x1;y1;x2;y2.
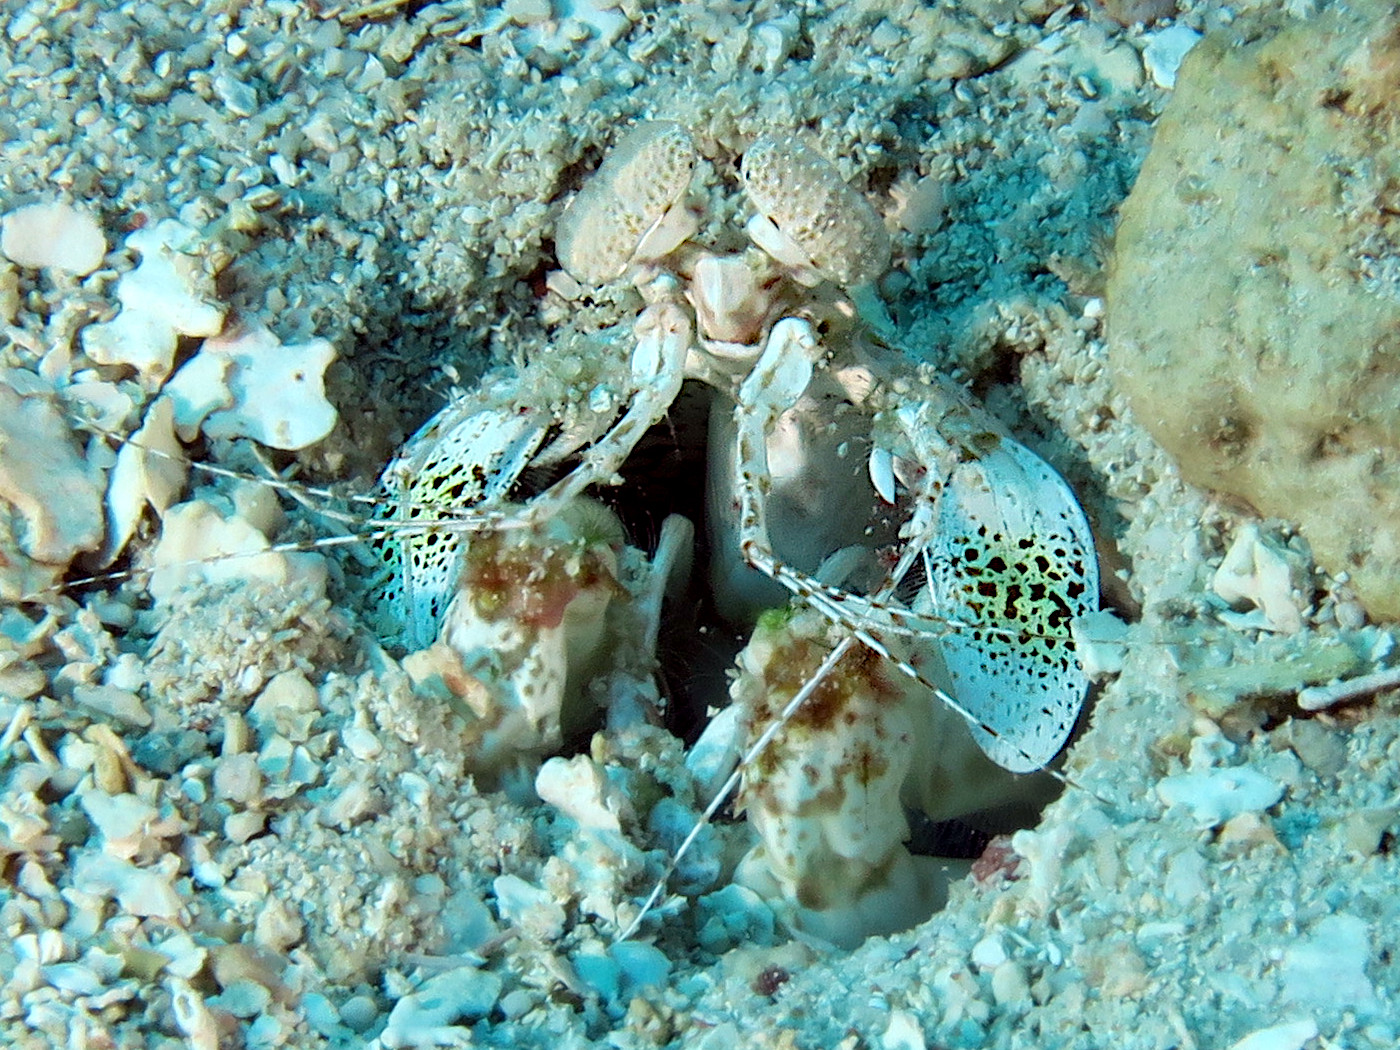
2;0;1400;1048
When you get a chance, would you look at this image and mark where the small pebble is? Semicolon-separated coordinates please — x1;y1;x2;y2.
339;993;379;1032
990;961;1031;1008
212;978;272;1019
224;810;266;844
214;752;263;805
71;684;152;727
213;73;258;117
612;940;670;993
881;1009;927;1050
43;962;104;995
970;934;1008;970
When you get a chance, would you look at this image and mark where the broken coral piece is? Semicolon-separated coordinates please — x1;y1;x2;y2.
0;382;105;599
70;850;185;920
1157;765;1285;829
0;199;107;276
80;218;226;388
379;966;503;1050
160;349;231;443
165;324;337;451
535;754;624;833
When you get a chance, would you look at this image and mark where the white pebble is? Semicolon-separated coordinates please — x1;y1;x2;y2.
340;722;382;760
611;940;670;993
78;791;159;857
214;752;263;805
493;874;565;941
71;852;184;919
1;201;107;276
380;967;503;1049
1228;1019;1318;1050
535;754;619;831
71;684;152;727
6;8;42;41
42;962;104;995
1157;766;1284;828
170;980;220;1050
214;978;272;1018
990;960;1032;1008
321;779;375;827
1281;914;1379;1014
880;1008;926;1050
340;993;379;1032
970;934;1008;970
154;932;207;979
1143;25;1201;90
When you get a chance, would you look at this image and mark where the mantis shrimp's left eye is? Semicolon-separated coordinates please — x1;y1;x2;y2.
555;120;698;287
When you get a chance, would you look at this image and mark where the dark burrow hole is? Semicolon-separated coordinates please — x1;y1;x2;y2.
584;379;748;747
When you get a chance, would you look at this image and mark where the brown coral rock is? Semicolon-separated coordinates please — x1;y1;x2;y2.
1107;1;1400;619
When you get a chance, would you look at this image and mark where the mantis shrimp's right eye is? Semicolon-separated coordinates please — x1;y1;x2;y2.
739;132;890;289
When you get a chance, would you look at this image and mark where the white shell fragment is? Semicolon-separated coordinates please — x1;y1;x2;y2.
881;1009;929;1050
100;394;188;566
145;499;327;603
493;874;566;941
555;120;697;286
80;219;226;387
0;200;107;276
1281;913;1381;1016
170;979;221;1050
535;754;623;832
70;851;184;919
1071;609;1130;679
71;683;152;727
380;966;504;1050
1157;766;1284;829
740;132;890;288
166;324;338;451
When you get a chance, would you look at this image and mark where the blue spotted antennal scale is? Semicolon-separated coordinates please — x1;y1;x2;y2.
924;431;1099;772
